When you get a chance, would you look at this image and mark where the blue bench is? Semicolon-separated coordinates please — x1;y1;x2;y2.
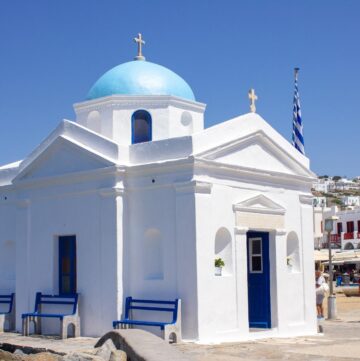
22;292;80;339
0;293;15;332
113;297;182;343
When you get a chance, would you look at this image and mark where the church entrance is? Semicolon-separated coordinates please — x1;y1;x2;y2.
247;231;271;328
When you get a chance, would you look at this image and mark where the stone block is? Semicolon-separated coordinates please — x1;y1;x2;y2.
95;329;193;361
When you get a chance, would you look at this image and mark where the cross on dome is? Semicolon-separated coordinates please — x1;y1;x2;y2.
248;88;258;113
134;33;146;61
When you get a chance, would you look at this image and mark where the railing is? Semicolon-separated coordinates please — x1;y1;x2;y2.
344;232;354;240
330;234;340;243
321;241;341;249
322;234;341;249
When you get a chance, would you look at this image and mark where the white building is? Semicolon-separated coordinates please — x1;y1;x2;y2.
340;196;360;207
322;206;360;250
334;178;359;191
0;44;317;342
313;196;326;208
312;178;333;193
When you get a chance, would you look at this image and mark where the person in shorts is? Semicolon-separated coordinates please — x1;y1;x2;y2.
316;270;325;320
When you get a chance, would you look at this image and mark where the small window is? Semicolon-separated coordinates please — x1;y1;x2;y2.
59;236;77;295
249;237;262;273
337;222;343;235
347;221;354;233
132;110;152;144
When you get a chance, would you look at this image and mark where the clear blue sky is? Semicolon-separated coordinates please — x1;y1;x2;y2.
0;0;359;177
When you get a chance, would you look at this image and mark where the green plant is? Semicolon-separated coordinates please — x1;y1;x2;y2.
215;258;225;268
286;256;292;266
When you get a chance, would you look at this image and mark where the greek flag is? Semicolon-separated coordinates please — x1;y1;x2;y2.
292;68;305;155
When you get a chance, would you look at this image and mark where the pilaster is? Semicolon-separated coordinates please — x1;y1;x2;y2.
234;226;249;332
98;187;126;334
15;199;31;331
174;180;212;340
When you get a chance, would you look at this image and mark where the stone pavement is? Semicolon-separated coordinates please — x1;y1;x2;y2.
1;294;359;360
176;294;360;361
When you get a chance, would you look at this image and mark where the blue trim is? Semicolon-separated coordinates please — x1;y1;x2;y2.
131;110;152;144
59;236;77;295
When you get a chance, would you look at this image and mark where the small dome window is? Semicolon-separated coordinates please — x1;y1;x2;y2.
132;110;152;144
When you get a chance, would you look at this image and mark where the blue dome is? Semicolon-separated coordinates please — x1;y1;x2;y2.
86;60;195;101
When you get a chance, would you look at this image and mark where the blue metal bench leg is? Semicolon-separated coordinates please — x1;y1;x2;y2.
22;317;29;336
35;316;41;335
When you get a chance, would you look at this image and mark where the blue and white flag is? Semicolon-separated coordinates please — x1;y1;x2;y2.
292;68;305;155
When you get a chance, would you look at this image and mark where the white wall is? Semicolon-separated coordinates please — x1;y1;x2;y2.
74;96;205;146
14;177;121;336
0;196;16;294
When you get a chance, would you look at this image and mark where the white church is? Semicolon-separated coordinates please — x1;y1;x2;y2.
0;35;317;342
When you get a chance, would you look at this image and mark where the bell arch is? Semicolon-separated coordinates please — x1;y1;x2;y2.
132;109;152;144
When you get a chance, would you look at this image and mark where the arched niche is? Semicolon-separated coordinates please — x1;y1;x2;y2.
344;242;354;250
143;228;163;280
214;227;233;275
180;111;193;135
87;110;101;133
286;231;300;272
132;110;152;144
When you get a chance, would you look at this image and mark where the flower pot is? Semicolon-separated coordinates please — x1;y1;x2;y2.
215;267;222;276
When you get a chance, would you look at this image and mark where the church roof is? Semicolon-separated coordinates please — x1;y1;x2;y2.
86;60;195;101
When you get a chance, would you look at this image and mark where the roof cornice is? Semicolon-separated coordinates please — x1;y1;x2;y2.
73;95;206;114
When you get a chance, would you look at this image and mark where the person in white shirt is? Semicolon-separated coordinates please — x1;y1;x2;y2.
316;270;326;320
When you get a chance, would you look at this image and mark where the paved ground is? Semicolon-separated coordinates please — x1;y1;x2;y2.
1;291;359;360
176;293;360;361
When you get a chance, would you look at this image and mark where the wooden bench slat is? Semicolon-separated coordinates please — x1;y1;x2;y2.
130;306;175;312
131;299;177;305
39;300;75;305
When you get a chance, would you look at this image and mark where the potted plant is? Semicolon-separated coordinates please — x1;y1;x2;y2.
215;258;225;276
286;256;293;269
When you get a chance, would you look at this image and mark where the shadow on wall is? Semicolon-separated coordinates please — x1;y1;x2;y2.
215;228;233;275
143;228;164;280
286;231;300;272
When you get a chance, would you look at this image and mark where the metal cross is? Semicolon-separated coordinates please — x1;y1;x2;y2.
134;33;145;60
248;88;258;113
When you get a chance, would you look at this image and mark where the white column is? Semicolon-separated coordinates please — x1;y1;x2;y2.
15;200;31;331
234;226;249;333
271;228;287;331
98;187;125;335
299;195;317;332
174;181;212;341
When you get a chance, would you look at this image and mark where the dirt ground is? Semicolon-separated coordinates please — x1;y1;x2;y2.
324;289;360;317
176;292;360;361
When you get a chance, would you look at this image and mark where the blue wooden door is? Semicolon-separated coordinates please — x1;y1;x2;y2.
247;231;271;328
59;236;77;295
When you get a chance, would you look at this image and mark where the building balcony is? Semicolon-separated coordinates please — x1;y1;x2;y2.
344;232;354;240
